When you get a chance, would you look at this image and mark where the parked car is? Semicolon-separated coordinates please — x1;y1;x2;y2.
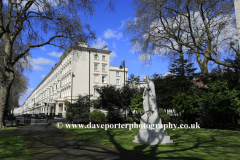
39;113;46;119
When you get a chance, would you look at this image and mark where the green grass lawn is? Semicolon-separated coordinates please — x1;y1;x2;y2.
0;124;20;130
0;134;32;160
58;124;240;160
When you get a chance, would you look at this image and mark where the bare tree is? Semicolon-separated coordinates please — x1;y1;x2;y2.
0;0;115;128
125;0;236;87
8;69;29;112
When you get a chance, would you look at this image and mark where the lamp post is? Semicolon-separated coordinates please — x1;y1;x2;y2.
119;59;126;89
71;73;75;104
119;60;127;120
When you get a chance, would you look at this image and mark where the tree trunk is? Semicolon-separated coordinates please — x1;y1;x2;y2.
0;78;13;128
0;39;15;128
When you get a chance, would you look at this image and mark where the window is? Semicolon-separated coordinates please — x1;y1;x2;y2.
94;64;98;71
94;54;98;60
102;76;106;83
102;55;106;61
94;75;98;83
116;71;120;76
94;88;98;97
102;65;106;72
116;79;120;85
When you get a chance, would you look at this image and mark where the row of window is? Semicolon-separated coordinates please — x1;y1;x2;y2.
94;63;107;72
94;54;106;61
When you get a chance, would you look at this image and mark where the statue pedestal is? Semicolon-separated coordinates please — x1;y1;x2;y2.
133;115;173;145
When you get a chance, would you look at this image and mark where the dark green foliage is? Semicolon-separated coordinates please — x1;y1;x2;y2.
169;56;197;93
66;95;91;123
152;74;176;113
106;110;124;123
96;85;122;111
121;85;141;110
173;79;240;127
172;85;204;124
128;93;144;123
89;110;105;124
96;84;141;123
158;109;170;124
151;56;197;118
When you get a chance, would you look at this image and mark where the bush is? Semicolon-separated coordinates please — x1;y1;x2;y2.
89;110;105;124
158;109;170;124
107;110;124;123
66;95;91;123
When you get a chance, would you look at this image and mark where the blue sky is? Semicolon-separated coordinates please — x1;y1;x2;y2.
21;0;228;105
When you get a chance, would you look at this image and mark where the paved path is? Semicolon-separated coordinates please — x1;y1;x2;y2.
0;124;153;160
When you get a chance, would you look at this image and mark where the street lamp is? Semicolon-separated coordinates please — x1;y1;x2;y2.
71;73;75;104
120;60;127;120
119;60;126;89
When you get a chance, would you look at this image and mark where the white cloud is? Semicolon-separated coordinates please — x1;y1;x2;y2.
162;72;177;77
110;51;117;62
32;65;44;71
28;57;55;71
104;29;123;40
41;75;46;79
47;51;63;58
41;46;46;51
26;88;34;95
30;57;55;65
92;38;108;49
112;42;116;49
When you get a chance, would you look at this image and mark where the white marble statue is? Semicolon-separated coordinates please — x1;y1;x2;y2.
143;76;158;117
133;76;173;145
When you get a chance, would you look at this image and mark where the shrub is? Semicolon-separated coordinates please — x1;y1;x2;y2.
158;109;170;124
107;109;124;123
66;95;91;123
89;110;105;124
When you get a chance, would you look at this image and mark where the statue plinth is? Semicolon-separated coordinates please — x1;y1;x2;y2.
133;115;173;145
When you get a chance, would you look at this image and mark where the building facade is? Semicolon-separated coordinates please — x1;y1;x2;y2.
21;42;128;117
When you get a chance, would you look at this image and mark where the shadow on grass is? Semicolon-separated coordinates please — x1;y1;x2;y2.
21;125;150;160
106;129;204;160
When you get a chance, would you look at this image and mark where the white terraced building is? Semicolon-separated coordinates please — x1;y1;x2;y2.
21;41;128;118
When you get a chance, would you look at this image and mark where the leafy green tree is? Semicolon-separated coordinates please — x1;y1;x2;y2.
121;85;141;110
173;79;240;127
66;95;91;123
158;109;170;124
89;110;105;124
203;80;240;126
128;93;144;123
169;56;197;93
152;74;175;113
96;85;122;122
96;84;142;122
96;85;122;110
172;85;204;124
